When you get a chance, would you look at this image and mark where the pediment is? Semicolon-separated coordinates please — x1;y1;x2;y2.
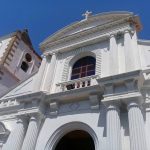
1;73;37;99
41;11;134;48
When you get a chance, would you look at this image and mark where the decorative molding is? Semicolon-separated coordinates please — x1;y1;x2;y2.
0;99;20;109
0;92;46;121
48;83;100;98
42;15;132;50
49;101;58;116
44;24;130;54
61;43;102;82
89;95;100;110
69;103;80;111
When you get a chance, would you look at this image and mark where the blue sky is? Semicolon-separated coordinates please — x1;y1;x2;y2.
0;0;149;55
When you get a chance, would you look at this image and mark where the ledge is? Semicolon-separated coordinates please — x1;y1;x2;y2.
45;85;102;103
97;70;142;85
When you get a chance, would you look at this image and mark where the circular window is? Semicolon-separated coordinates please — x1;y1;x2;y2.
25;53;32;62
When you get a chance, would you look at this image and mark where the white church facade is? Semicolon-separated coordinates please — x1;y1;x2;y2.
0;11;150;150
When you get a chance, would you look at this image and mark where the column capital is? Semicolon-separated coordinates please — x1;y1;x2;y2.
51;52;56;55
104;101;120;111
41;54;47;59
41;53;52;59
16;115;29;124
109;33;116;38
124;29;135;34
29;113;43;121
124;29;135;35
127;101;142;110
43;52;57;57
124;29;130;33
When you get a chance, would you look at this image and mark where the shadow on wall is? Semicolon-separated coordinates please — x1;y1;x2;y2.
120;112;129;136
98;103;106;137
97;103;130;137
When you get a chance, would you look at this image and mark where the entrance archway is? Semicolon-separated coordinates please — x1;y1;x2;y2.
55;130;95;150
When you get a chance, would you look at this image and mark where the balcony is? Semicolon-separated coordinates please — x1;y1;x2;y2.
56;75;98;92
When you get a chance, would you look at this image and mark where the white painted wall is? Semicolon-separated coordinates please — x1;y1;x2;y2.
35;100;131;150
138;43;150;70
0;67;18;96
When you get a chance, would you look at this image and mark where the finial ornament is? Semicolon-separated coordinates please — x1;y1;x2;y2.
82;10;92;20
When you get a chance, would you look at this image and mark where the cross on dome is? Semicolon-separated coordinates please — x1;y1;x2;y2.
82;10;92;20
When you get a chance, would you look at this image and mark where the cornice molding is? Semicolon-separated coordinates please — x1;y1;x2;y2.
97;70;143;86
41;13;134;49
43;23;131;54
45;85;102;103
0;91;47;120
138;39;150;45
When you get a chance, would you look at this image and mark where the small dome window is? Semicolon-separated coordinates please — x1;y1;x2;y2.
21;61;29;72
25;53;32;62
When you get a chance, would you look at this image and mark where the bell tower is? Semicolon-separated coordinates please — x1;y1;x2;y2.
0;29;41;96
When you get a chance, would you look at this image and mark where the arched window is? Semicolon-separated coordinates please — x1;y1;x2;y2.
71;56;96;80
21;61;29;72
25;53;32;62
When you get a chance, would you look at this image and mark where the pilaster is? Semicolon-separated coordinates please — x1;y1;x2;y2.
2;116;28;150
127;101;147;150
106;102;122;150
131;31;141;70
109;34;118;75
124;30;135;72
33;55;47;92
21;115;41;150
41;53;57;92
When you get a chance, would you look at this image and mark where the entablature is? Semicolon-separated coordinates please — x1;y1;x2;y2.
43;23;132;55
97;70;145;105
41;11;141;54
0;69;147;119
45;84;102;103
0;91;46;120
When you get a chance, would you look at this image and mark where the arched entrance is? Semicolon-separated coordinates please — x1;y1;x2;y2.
55;130;95;150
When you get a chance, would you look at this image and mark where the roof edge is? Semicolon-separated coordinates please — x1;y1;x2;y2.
40;11;134;49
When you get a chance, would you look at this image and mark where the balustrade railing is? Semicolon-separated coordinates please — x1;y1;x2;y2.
56;75;98;92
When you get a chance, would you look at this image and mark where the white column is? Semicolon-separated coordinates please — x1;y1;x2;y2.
109;34;118;75
128;102;147;150
2;117;28;150
34;55;47;92
42;53;57;92
106;104;121;150
131;31;141;70
21;115;41;150
124;30;134;72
